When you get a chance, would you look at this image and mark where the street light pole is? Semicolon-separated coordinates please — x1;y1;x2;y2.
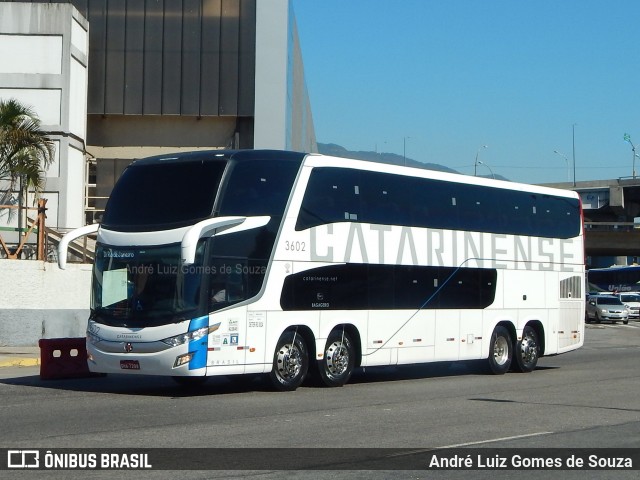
624;133;636;178
553;150;570;182
477;160;495;179
572;124;577;187
403;136;410;166
474;145;488;176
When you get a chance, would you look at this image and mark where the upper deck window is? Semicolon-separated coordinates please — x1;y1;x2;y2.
101;160;226;231
216;159;299;217
296;167;581;239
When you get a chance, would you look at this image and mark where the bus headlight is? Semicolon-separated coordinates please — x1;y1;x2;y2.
161;326;215;347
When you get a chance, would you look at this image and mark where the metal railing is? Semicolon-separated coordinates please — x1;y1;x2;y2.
0;199;96;263
584;222;639;232
0;199;47;260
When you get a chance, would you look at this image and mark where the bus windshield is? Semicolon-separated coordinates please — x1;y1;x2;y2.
92;243;206;326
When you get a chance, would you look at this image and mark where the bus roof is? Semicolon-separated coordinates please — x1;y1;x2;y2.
129;149;306;167
588;265;640;272
125;149;578;201
303;153;580;200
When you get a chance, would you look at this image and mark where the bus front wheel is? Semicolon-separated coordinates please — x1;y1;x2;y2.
488;326;512;375
318;330;355;387
513;325;539;373
269;330;309;392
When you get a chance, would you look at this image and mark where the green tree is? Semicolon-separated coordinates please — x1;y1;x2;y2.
0;98;55;225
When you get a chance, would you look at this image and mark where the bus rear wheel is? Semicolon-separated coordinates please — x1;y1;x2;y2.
513;325;539;373
488;326;512;375
318;330;355;387
269;330;309;392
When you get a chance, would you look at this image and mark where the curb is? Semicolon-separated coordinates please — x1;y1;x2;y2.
0;357;40;368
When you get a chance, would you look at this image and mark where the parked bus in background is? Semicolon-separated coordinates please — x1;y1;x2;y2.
59;150;585;391
587;265;640;293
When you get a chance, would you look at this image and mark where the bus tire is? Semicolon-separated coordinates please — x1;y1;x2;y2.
269;330;309;392
318;330;356;387
487;326;512;375
513;325;539;373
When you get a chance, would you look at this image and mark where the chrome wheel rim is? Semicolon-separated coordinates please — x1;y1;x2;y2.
520;334;537;364
275;343;302;381
325;340;349;377
493;335;509;365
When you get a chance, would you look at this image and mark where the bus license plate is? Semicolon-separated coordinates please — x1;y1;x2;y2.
120;360;140;370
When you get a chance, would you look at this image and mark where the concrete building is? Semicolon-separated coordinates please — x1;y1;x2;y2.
0;0;316;345
0;2;89;236
0;0;316;232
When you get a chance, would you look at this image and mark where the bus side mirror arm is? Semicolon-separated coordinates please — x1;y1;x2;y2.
58;223;100;270
181;215;271;265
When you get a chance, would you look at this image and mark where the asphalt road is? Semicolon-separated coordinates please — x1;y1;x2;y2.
0;323;638;480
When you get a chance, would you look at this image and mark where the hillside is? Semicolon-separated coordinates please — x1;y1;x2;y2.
316;143;508;181
316;143;459;174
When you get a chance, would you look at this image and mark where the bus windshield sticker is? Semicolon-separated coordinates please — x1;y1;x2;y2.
102;268;128;307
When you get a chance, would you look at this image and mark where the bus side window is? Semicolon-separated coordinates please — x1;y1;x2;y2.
209;270;228;307
361;172;407;225
226;271;246;302
297;168;363;229
208;260;251;310
218;160;299;217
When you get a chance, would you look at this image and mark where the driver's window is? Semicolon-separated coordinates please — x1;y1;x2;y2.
208;259;247;310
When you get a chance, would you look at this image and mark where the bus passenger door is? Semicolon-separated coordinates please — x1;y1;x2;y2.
364;311;396;366
366;310;435;366
434;311;460;361
459;310;483;360
245;310;268;374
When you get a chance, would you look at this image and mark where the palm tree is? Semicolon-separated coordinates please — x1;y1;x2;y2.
0;98;55;229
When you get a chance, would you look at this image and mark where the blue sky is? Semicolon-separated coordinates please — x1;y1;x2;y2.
292;0;640;185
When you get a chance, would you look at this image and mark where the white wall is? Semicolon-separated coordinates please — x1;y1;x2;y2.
0;259;91;346
254;0;289;150
0;88;62;125
0;34;62;74
254;0;316;153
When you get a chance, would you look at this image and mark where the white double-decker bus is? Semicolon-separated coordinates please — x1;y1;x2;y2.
59;149;585;390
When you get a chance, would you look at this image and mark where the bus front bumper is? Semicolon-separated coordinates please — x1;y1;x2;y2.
86;340;207;376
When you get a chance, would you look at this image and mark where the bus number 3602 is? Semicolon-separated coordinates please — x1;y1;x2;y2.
284;241;306;252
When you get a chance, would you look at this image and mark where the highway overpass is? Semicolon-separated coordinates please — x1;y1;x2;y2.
543;178;640;265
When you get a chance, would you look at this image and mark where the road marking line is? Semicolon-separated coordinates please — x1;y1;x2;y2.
386;432;553;457
437;431;554;449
